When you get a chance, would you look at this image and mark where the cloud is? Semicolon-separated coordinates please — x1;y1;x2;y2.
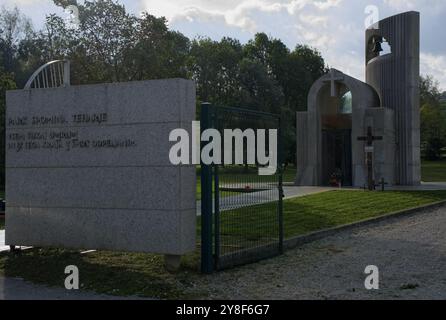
298;13;329;27
421;52;446;91
2;0;41;5
313;0;342;10
383;0;446;13
142;0;343;31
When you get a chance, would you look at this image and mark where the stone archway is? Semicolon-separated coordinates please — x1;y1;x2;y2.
296;69;381;187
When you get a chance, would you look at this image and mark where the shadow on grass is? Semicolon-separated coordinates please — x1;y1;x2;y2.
0;248;202;299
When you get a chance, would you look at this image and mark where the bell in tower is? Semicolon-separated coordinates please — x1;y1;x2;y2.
372;36;383;54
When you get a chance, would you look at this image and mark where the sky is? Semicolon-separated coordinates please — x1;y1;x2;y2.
3;0;446;90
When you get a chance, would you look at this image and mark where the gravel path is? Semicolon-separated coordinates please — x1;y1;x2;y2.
189;206;446;300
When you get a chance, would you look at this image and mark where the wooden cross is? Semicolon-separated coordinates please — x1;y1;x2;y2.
357;126;383;191
324;69;344;97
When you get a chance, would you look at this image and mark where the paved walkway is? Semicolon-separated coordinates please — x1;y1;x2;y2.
0;231;8;253
196;186;332;215
0;231;32;253
389;182;446;191
189;205;446;299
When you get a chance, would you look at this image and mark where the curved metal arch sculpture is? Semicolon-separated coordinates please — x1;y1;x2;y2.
24;60;71;90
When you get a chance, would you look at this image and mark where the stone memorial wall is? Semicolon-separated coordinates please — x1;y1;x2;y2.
5;79;196;255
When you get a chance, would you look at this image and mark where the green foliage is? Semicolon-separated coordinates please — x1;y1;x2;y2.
188;34;325;162
421;160;446;182
421;104;446;160
0;0;327;189
188;37;244;105
0;64;16;188
420;75;446;160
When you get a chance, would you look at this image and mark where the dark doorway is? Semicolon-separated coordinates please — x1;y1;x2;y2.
318;84;353;187
322;129;353;186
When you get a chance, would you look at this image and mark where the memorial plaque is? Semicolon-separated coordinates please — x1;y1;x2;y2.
5;79;196;255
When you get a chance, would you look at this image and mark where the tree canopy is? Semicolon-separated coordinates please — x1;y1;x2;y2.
420;75;446;160
1;0;444;190
0;0;327;168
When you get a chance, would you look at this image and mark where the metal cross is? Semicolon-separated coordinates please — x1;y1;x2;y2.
357;126;383;191
357;126;383;146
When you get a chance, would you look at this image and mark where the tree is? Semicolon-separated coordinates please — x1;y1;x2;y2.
129;13;190;81
0;6;32;70
188;37;243;106
238;57;284;113
48;0;190;84
0;6;34;87
243;34;326;162
286;45;326;111
420;75;446;160
0;63;17;187
188;33;325;163
421;75;442;106
0;1;328;175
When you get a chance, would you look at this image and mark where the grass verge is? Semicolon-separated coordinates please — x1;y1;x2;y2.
0;249;201;299
422;160;446;182
283;190;446;237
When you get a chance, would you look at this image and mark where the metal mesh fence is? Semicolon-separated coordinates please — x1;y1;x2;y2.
211;106;283;270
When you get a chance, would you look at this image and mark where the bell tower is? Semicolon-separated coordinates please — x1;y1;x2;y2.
365;11;421;185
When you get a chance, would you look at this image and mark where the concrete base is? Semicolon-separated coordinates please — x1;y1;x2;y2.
164;255;182;272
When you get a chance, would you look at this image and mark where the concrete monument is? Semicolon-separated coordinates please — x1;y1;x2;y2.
296;11;420;187
5;79;196;262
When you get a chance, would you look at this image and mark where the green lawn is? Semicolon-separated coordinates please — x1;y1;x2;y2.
210;190;446;252
196;166;296;200
422;160;446;182
1;190;445;299
283;190;446;237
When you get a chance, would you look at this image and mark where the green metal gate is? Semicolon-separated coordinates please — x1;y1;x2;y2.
201;103;284;273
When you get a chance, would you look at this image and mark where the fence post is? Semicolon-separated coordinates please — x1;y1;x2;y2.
201;102;214;274
278;116;284;254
